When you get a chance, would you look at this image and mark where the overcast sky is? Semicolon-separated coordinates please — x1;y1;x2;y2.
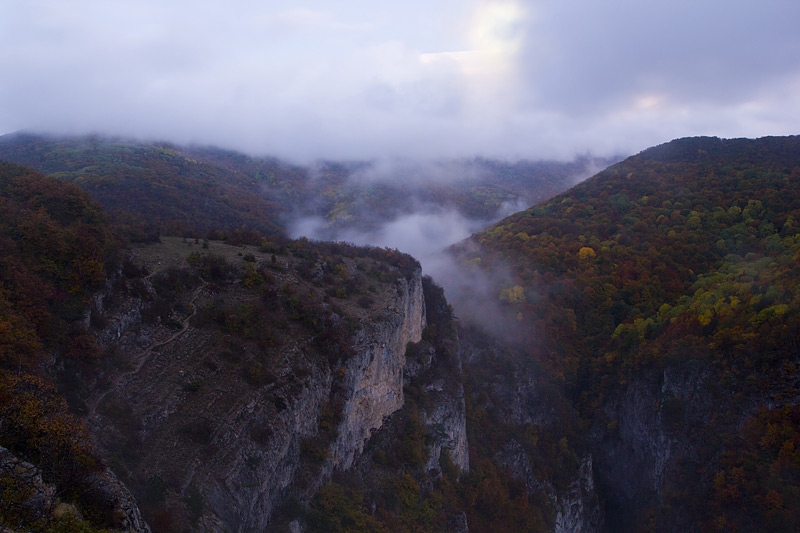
2;0;799;162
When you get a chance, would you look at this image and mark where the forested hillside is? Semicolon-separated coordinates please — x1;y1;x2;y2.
3;134;799;532
0;134;286;241
0;157;476;531
0;133;615;242
453;135;800;531
0;135;607;532
0;161;136;530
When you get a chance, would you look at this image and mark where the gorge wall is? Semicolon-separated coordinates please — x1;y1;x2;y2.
329;272;426;470
84;241;432;531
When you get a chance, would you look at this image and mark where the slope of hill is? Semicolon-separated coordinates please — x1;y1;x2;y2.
0;133;286;241
0;132;617;246
451;135;800;531
0;136;618;531
0;161;148;531
0;158;477;531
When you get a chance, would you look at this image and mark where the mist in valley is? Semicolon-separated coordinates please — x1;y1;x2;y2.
284;160;549;334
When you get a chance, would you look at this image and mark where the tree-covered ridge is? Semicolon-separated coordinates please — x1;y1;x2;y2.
0;161;119;530
0;161;113;367
0;133;285;240
461;135;800;386
454;135;800;530
637;135;800;168
0;133;616;242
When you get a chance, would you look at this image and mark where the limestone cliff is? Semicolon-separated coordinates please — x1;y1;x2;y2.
329;271;426;470
591;363;724;532
495;440;602;533
421;379;469;473
85;239;428;531
553;456;603;533
293;274;470;532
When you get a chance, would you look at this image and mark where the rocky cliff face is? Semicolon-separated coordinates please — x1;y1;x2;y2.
460;326;603;532
421;379;469;473
495;439;603;533
553;456;603;533
329;272;426;470
85;241;429;531
591;363;719;532
0;446;150;532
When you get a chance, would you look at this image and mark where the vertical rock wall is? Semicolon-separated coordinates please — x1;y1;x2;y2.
88;261;429;532
330;270;426;470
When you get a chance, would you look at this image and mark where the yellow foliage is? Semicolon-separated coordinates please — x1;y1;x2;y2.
242;264;262;288
499;286;526;304
577;247;596;260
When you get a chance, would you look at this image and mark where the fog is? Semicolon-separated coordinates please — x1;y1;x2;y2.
345;158;489;186
4;0;799;335
288;193;532;337
283;152;612;329
289;205;517;267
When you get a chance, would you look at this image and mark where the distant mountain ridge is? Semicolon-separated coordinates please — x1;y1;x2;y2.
0;133;286;240
636;135;800;166
0;132;619;244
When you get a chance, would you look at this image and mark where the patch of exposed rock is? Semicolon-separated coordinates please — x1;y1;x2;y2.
84;242;429;531
0;446;149;532
328;271;426;470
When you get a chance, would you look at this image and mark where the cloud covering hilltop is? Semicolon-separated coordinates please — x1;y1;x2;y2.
1;0;799;162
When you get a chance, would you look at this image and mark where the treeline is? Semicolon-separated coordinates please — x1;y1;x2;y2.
455;135;800;530
0;133;616;241
0;133;285;240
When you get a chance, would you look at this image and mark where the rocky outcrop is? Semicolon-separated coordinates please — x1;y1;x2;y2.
87;253;429;531
196;364;333;530
554;456;603;533
495;439;539;495
216;269;425;527
422;379;469;473
0;446;56;526
595;377;675;514
0;447;150;532
83;469;153;532
496;441;602;533
329;270;426;470
190;269;425;530
592;364;716;531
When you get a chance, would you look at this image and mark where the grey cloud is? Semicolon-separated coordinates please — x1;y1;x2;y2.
518;0;800;116
1;0;799;162
287;209;482;270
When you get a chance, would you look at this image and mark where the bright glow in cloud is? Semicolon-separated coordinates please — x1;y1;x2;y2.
469;1;526;55
1;0;799;162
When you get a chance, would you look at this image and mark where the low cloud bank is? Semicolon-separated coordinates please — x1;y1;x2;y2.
289;204;524;337
288;208;484;268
